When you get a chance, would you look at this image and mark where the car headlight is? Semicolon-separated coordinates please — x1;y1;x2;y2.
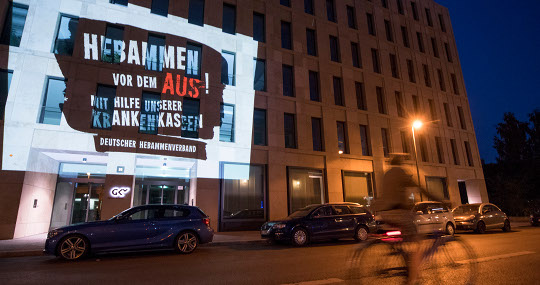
47;229;63;239
464;215;476;222
272;224;286;229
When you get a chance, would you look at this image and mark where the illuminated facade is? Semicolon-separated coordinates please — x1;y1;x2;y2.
0;0;488;239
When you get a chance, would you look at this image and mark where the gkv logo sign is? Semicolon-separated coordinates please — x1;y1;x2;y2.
110;187;131;198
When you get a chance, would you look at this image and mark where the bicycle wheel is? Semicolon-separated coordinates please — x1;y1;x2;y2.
427;237;478;285
348;240;408;285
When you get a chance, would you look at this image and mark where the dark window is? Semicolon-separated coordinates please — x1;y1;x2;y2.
110;0;128;5
306;28;317;56
400;131;410;154
428;99;436;120
464;141;474;166
334;205;352;215
390;53;399;79
431;37;439;58
384;20;393;42
376;86;386;114
437;69;446;91
382;0;388;8
371;48;381;73
425;8;433;26
309;71;320;102
53;16;79;56
280;0;291;7
253;58;266;91
40;78;66;125
450;139;460;165
444;103;453;127
92;85;116;130
423;64;431;87
397;0;404;14
220;104;235;142
221;51;235;86
444;42;453;62
395;91;404;117
381;128;390;157
145;33;165;71
401;26;410;47
333;77;344;106
366;13;376;35
435;136;444;164
312;117;324;151
355;82;367;110
457;106;467;130
284;113;297;149
411;2;419;21
326;0;336;22
416;32;425;53
253;13;265;42
151;0;169;16
412;95;420;114
253;108;267;146
281;21;292;50
419;135;428;162
186;43;202;79
329;36;340;62
351;42;361;68
181;98;200;138
139;92;161;134
451;73;460;95
0;70;13;119
407;59;416;83
347;6;357;29
438;14;447;32
0;3;28;47
188;0;205;26
337;121;349;154
103;25;124;64
359;125;371;156
282;65;294;97
305;0;314;14
222;4;236;35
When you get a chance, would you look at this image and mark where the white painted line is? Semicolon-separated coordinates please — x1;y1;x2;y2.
281;278;344;285
456;251;535;264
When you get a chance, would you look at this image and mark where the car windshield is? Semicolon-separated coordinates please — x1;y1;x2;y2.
288;205;318;218
453;205;479;214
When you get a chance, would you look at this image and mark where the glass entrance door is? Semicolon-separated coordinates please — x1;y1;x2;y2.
71;183;104;224
134;182;189;206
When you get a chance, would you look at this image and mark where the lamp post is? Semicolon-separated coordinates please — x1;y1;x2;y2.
411;120;423;200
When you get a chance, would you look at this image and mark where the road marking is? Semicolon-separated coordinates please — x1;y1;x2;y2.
281;278;344;285
456;251;536;264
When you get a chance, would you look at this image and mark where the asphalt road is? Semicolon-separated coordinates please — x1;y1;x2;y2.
1;227;539;285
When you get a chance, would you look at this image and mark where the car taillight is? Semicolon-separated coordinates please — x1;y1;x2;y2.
386;230;402;236
203;218;210;227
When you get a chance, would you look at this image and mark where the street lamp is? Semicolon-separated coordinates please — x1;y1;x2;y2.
411;120;423;199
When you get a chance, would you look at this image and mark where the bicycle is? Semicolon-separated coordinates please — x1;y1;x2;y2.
347;230;478;285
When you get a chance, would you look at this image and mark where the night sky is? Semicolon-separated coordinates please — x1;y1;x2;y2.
436;0;540;163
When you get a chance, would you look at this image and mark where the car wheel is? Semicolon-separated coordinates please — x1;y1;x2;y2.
446;223;455;236
502;220;511;232
291;228;309;246
354;225;369;242
175;231;199;254
475;221;486;234
57;235;89;261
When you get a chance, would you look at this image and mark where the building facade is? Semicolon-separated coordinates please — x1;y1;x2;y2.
0;0;488;239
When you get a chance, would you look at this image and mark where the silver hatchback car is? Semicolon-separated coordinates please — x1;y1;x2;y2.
413;201;456;236
453;203;511;234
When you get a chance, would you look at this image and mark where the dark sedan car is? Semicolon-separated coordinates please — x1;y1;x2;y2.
531;209;540;226
261;203;377;246
45;204;214;260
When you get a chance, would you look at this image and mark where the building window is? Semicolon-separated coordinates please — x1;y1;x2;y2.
381;128;391;157
0;70;13;119
437;69;446;91
145;34;165;71
425;8;433;26
366;13;376;36
438;14;447;32
431;38;439;58
308;71;320;102
220;104;235;142
384;20;393;42
102;25;124;64
451;73;460;95
419;134;428;162
333;76;344;106
464;141;474;166
355;82;367;110
306;28;317;56
395;91;404;117
428;99;437;120
337;121;349;154
312;117;324;151
397;0;404;15
222;4;236;35
281;21;292;50
347;6;357;29
181;98;200;138
288;168;324;213
343;172;373;205
423;64;431;87
444;102;453;127
457;106;467;130
91;85;116;129
426;177;449;200
376;86;386;114
221;51;236;86
280;0;291;7
284;113;297;149
186;43;202;79
400;130;410;154
390;53;399;79
444;42;453;62
401;26;410;47
305;0;314;15
351;42;361;68
188;0;205;26
412;95;420;114
39;78;66;125
371;48;381;73
329;35;340;62
326;0;336;22
53;15;79;56
435;136;445;164
151;0;169;16
450;138;460;165
0;3;28;47
139;92;160;134
416;32;425;53
407;59;416;83
359;124;371;156
253;12;265;42
411;2;419;21
253;58;266;91
382;0;388;8
282;65;294;97
110;0;128;5
253;108;267;146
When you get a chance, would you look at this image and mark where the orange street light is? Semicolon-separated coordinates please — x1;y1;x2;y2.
411;120;423;200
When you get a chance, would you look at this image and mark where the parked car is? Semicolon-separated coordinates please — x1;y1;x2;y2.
44;204;214;260
261;203;377;246
530;209;540;226
413;201;456;236
453;203;511;234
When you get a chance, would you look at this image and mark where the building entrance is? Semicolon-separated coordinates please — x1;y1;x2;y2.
133;179;190;206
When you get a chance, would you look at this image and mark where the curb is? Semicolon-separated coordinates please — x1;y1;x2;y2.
0;250;44;258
